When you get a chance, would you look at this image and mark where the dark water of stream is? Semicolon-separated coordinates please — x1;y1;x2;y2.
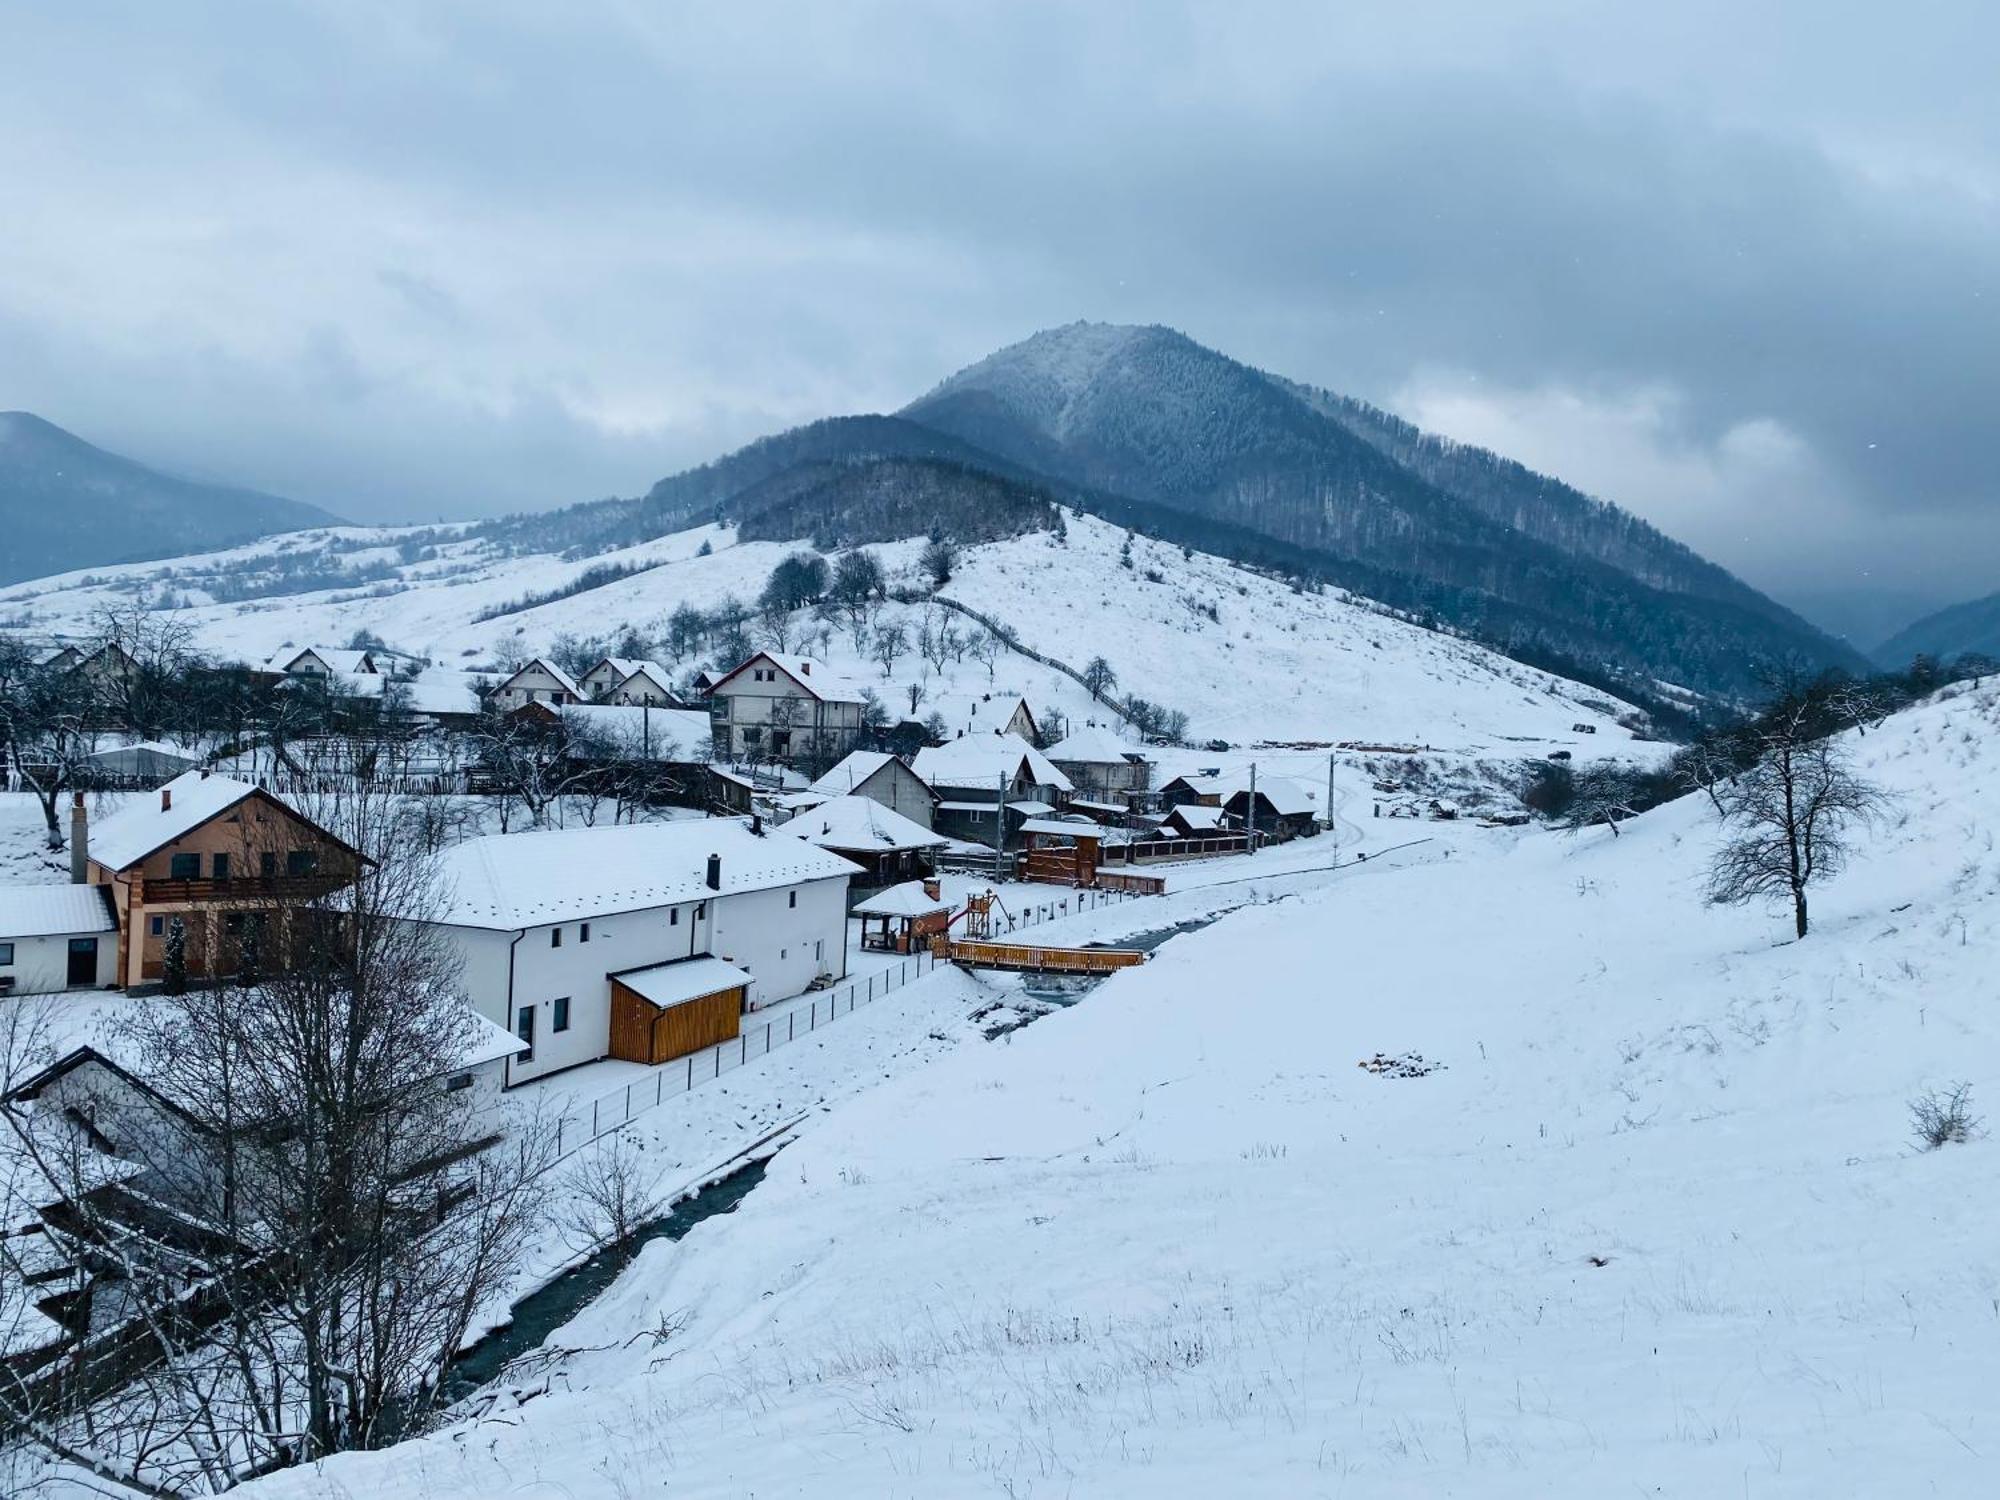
443;1160;767;1402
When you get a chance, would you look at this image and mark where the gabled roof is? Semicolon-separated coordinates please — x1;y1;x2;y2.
1018;816;1106;839
911;734;1073;794
87;772;265;871
1223;775;1321;817
710;652;865;705
781;795;948;856
1044;724;1148;765
922;690;1037;739
425;818;860;930
270;646;376;674
613;661;679;699
0;884;116;939
499;658;583;697
806;750;933;800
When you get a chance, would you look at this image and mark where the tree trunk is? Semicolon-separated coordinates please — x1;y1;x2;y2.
1793;886;1809;939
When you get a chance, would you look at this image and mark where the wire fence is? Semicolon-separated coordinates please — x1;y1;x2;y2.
546;883;1149;1160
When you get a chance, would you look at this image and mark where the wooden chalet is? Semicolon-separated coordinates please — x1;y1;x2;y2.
79;771;365;987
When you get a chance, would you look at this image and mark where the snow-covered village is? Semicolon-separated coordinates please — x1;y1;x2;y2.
4;7;1999;1498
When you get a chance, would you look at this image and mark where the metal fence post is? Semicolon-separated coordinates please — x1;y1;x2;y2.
591;1100;599;1137
624;1083;632;1122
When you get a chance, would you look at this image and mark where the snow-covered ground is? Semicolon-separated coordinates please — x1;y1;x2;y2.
0;511;1646;756
222;682;2000;1498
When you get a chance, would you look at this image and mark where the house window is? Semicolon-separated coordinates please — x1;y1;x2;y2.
695;902;706;920
170;853;200;879
550;928;562;949
516;1004;536;1063
788;890;797;909
553;997;571;1033
0;943;13;965
150;916;164;937
261;851;278;877
580;922;591;943
670;908;680;926
212;852;230;880
445;1071;475;1092
286;850;317;876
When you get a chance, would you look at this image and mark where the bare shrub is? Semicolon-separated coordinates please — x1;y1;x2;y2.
1911;1082;1979;1150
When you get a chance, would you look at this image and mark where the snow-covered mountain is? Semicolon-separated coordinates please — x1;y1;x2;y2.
0;411;339;586
904;323;1861;698
1876;585;2000;667
233;676;2000;1498
0;509;1646;756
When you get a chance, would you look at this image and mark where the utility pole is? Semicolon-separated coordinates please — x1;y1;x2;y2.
1326;751;1337;859
994;771;1008;868
1246;761;1258;854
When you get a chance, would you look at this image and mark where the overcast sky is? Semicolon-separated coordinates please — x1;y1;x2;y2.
3;3;1994;637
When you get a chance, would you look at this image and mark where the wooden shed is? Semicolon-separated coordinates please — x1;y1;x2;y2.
607;957;750;1066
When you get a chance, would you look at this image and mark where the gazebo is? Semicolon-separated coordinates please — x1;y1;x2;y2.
854;879;954;953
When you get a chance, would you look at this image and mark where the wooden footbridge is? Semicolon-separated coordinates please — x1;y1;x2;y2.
942;939;1148;976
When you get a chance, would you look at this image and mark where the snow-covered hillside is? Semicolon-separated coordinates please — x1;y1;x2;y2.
0;512;1642;754
239;681;2000;1498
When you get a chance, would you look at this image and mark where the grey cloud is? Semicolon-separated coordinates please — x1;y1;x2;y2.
0;2;1993;628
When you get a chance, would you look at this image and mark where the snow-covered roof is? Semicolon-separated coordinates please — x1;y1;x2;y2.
87;771;266;871
81;739;200;766
1019;817;1107;839
318;668;484;717
0;884;116;939
922;691;1034;737
911;734;1073;793
1223;775;1320;817
614;661;678;698
1168;804;1232;831
1044;724;1148;765
613;956;755;1011
459;1011;532;1069
712;652;866;705
425;819;861;930
852;881;952;919
502;658;584;697
781;795;948;855
558;705;712;760
807;750;912;797
267;646;375;674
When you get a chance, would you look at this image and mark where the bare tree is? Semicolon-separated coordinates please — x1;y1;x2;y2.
1082;655;1118;702
968;629;1002;682
869;621;909;678
1559;763;1641;839
1706;702;1888;938
554;1134;673;1265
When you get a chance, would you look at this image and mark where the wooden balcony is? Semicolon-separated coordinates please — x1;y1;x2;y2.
137;874;354;907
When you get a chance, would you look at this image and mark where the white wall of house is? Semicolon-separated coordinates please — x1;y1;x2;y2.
432;872;850;1085
710;677;863;760
0;930;117;996
491;663;578;711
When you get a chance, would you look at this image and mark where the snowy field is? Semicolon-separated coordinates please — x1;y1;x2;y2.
0;511;1646;755
216;686;2000;1497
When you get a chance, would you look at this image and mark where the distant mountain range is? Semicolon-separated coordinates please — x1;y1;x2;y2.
1876;589;2000;667
0;411;339;587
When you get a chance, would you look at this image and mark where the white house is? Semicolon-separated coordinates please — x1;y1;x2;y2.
546;704;713;762
488;659;584;712
0;886;119;996
707;652;868;763
923;690;1039;744
418;819;859;1085
266;646;378;678
579;657;681;705
800;750;938;828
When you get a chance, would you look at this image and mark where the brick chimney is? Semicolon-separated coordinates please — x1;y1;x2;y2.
69;793;88;884
922;877;941;902
161;787;172;812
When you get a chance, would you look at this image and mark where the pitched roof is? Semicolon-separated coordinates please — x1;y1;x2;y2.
502;658;583;697
911;734;1073;793
922;691;1035;738
806;750;930;798
86;771;265;871
711;652;865;705
270;646;376;674
613;661;679;698
852;880;952;919
1044;724;1148;764
1223;774;1321;817
0;884;116;939
425;818;860;930
1018;816;1107;839
781;795;948;855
